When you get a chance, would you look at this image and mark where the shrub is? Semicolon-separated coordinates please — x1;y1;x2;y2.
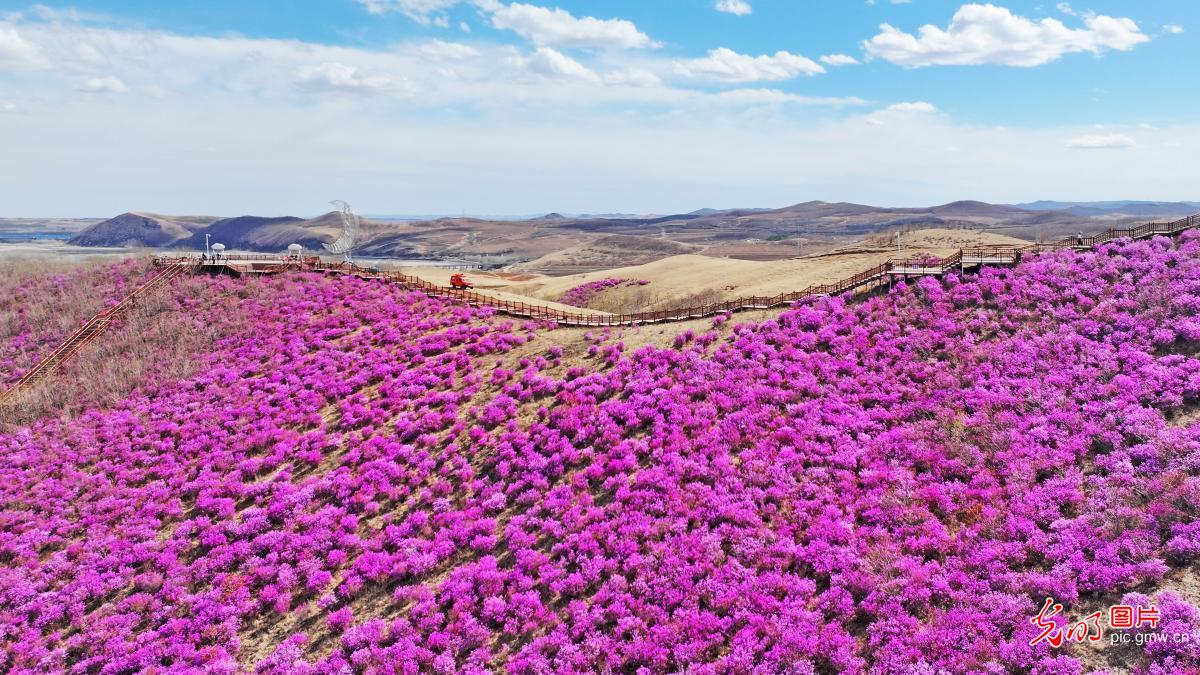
1;235;1199;672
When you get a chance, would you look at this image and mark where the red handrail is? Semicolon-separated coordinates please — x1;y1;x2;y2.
1;264;188;402
338;211;1194;327
141;211;1199;332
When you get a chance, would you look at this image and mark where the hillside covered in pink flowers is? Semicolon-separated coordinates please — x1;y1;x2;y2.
2;234;1200;673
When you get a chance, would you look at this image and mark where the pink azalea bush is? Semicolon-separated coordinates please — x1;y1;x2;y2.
559;278;650;307
1119;592;1200;674
1;234;1199;672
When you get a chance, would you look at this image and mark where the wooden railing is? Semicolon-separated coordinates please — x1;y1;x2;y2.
0;264;188;402
5;212;1195;402
156;212;1200;328
318;213;1195;326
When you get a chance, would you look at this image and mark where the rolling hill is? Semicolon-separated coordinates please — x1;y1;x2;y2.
176;215;305;250
1013;200;1200;217
4;231;1199;672
71;212;371;252
62;200;1196;271
67;212;213;248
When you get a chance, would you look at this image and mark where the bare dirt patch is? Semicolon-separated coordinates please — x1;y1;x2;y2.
478;228;1033;314
1071;563;1200;674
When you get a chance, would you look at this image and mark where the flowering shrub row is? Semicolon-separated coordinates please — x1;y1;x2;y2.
558;278;649;307
1;234;1199;672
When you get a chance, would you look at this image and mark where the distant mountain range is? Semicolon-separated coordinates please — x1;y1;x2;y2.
67;199;1200;266
68;212;350;251
1010;200;1200;218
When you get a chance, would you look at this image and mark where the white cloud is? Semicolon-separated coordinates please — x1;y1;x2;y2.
356;1;659;51
293;62;405;94
0;24;45;68
715;0;752;17
712;89;867;106
604;68;661;87
0;101;16;112
75;75;128;93
1056;2;1076;16
1163;24;1184;35
820;53;860;66
27;5;109;23
887;101;937;113
1067;133;1135;149
488;3;654;49
417;39;479;59
861;101;939;126
7;10;1194;220
356;0;459;26
11;83;1193;218
863;3;1150;67
523;46;599;82
675;47;824;82
0;17;857;112
72;43;107;67
4;71;1198;219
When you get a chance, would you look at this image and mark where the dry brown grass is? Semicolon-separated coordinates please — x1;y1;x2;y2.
0;258;137;363
486;228;1034;315
0;269;265;428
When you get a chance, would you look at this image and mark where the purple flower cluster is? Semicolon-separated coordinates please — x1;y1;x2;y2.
558;278;650;307
1113;591;1200;674
1;234;1199;673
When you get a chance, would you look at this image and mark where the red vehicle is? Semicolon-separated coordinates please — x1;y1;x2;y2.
450;273;474;289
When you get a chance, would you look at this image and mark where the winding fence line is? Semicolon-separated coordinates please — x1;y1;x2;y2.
2;213;1196;401
307;213;1199;327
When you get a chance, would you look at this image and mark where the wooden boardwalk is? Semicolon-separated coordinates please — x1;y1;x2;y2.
292;214;1195;327
0;264;187;403
2;213;1196;401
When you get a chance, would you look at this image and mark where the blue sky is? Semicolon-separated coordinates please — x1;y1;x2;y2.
0;1;1195;216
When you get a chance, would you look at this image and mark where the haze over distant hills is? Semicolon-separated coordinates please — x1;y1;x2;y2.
63;199;1199;271
1010;200;1200;218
